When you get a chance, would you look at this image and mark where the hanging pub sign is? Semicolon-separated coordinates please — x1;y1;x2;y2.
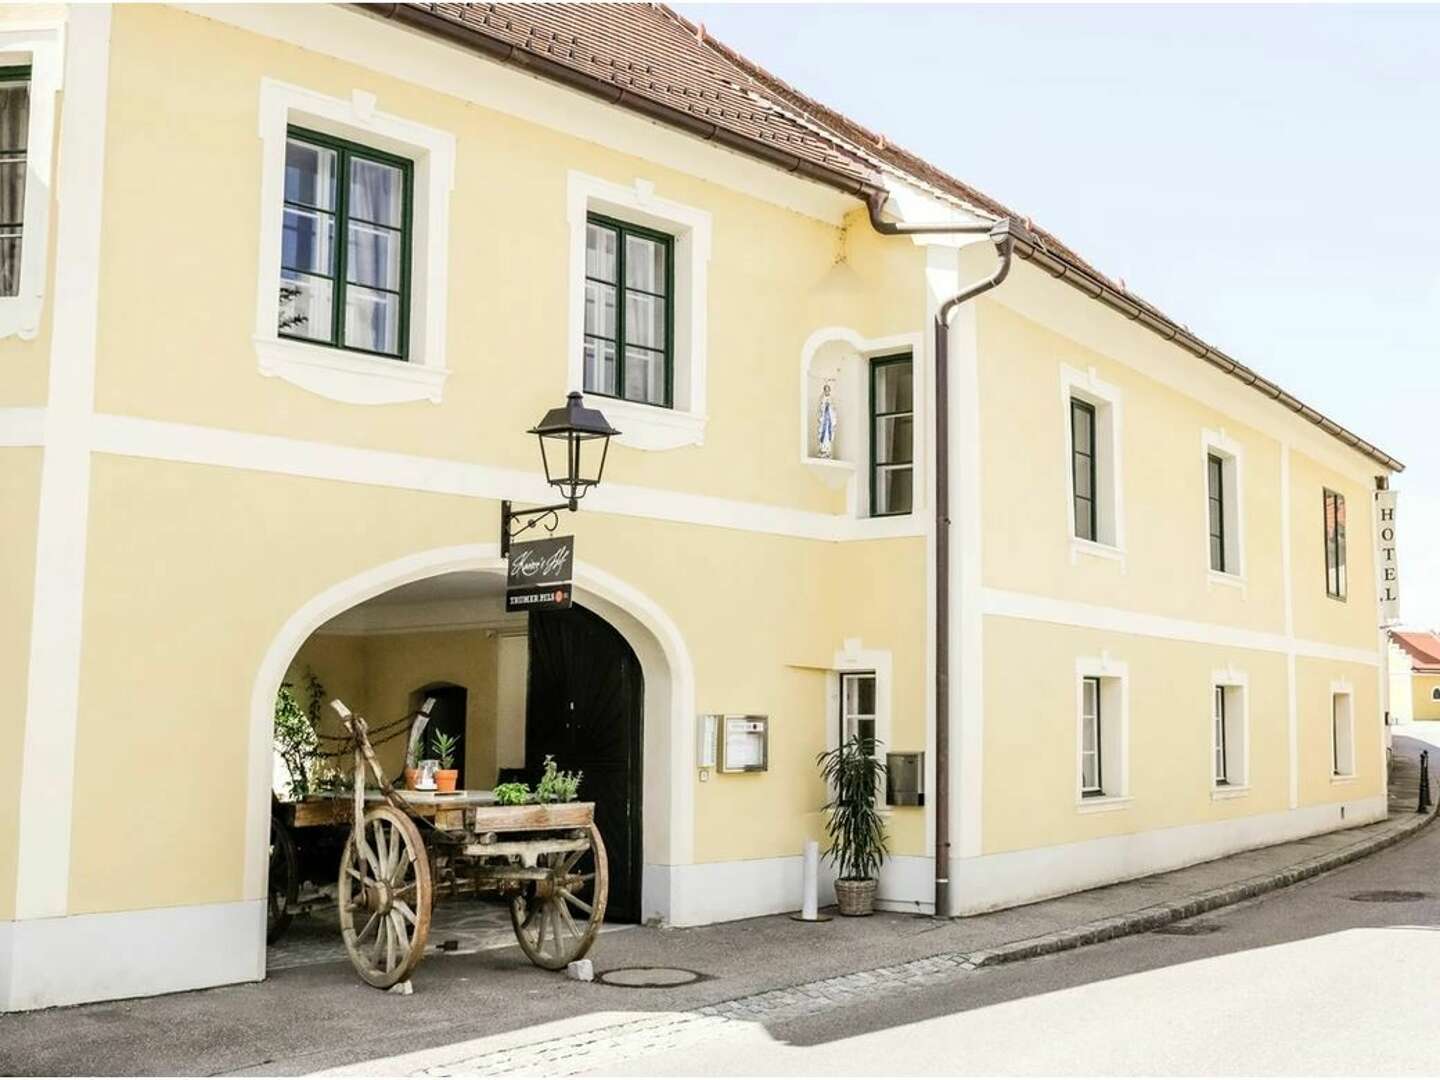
1376;489;1400;625
506;535;574;613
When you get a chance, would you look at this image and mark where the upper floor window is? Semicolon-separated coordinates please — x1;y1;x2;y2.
1071;398;1098;542
840;671;877;746
870;354;914;517
1323;488;1347;600
280;127;413;360
0;66;29;298
583;214;673;408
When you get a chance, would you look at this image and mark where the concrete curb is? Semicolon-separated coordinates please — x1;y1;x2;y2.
966;802;1438;969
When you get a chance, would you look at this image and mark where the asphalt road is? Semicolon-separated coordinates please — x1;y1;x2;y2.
596;796;1440;1075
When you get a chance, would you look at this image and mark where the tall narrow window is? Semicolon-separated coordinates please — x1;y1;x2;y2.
279;127;412;359
1323;489;1347;600
583;214;672;407
1213;685;1229;784
870;354;914;516
840;671;877;747
0;67;29;298
1081;675;1103;795
1207;454;1227;573
1332;692;1354;776
1071;398;1097;541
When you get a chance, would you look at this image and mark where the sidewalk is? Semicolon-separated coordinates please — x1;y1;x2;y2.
2;736;1434;1077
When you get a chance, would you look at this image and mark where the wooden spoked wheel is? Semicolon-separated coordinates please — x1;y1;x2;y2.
338;805;433;988
509;823;609;970
266;815;299;945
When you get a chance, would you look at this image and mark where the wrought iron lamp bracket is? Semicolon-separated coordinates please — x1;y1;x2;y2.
500;498;577;557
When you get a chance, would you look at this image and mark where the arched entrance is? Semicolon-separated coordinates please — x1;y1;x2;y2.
246;544;694;966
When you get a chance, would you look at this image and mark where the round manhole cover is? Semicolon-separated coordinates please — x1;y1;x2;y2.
598;967;702;988
1349;890;1429;903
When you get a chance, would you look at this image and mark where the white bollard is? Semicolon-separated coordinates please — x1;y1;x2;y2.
801;839;820;920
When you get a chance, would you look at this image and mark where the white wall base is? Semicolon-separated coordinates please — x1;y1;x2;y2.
0;900;264;1012
949;795;1388;916
644;853;935;926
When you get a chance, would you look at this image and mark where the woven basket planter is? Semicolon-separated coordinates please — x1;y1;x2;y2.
834;877;877;917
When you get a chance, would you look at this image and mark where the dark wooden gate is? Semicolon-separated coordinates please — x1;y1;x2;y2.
526;603;644;922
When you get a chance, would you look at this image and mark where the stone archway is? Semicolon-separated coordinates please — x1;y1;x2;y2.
245;543;695;969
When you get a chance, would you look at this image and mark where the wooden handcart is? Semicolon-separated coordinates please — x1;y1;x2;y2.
291;699;609;989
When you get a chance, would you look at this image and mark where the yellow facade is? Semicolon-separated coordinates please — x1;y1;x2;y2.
1413;675;1440;721
0;4;1397;1008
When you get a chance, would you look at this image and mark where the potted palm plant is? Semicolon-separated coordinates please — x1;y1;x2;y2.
816;735;888;916
431;731;460;793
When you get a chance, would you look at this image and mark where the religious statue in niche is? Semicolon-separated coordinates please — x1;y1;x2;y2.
815;379;837;459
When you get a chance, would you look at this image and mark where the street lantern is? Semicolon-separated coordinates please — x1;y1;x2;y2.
529;391;619;506
501;392;619;555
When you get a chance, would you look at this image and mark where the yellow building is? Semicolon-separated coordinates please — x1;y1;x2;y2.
0;4;1402;1010
1388;631;1440;722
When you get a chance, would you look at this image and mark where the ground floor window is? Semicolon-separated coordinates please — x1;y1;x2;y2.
840;670;877;746
1081;675;1103;794
1332;690;1355;777
1213;682;1247;787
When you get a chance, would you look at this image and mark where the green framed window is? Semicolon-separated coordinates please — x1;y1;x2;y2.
0;66;30;299
583;214;673;407
1070;398;1097;541
1323;488;1346;600
870;354;914;517
279;126;413;359
1207;453;1227;572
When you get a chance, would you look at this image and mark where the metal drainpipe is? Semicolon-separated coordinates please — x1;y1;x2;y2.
866;193;1013;917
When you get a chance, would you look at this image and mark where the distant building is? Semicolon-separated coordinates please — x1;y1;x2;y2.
1388;631;1440;722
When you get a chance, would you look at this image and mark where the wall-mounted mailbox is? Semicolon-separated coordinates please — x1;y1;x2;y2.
721;715;769;773
886;751;924;806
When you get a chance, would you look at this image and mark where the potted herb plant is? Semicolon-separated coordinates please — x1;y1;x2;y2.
816;735;888;916
431;731;460;793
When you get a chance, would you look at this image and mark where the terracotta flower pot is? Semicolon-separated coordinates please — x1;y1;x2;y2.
403;768;419;790
435;769;459;793
834;877;877;917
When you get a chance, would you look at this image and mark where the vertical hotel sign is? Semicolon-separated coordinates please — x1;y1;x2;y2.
1376;489;1400;625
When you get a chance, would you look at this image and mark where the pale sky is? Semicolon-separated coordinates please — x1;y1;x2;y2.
680;2;1439;627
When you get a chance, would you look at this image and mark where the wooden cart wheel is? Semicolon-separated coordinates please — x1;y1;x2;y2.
267;815;299;945
510;822;609;971
338;805;432;989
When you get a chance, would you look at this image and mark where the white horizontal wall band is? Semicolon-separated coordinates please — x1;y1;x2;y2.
0;407;45;447
983;587;1379;667
87;412;926;543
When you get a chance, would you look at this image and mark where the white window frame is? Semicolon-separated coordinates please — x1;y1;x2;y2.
567;170;711;451
1330;680;1356;780
1202;428;1246;589
1060;364;1125;565
825;640;895;805
1210;667;1250;798
254;79;455;405
0;23;61;342
1431;687;1440;703
1075;654;1130;811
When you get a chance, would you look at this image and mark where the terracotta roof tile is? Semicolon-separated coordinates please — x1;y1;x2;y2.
1394;631;1440;672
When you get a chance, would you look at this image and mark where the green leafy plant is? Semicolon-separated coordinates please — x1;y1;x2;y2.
535;755;583;803
493;782;531;806
431;730;459;771
272;667;329;800
816;736;889;881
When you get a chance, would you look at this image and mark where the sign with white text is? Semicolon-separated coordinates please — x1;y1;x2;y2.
1376;490;1400;625
506;536;574;613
